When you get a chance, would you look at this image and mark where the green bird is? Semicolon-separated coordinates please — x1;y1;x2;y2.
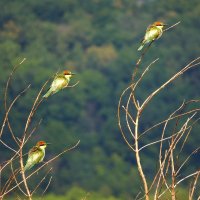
138;21;167;51
43;70;75;98
24;141;48;171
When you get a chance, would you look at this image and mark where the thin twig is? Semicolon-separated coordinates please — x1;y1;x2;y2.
10;162;26;196
139;133;179;151
176;147;200;176
4;58;26;145
31;168;52;195
117;84;136;152
140;104;200;138
122;105;136;140
158;170;200;199
0;85;31;139
4;140;80;196
41;176;53;197
64;80;80;88
189;171;200;200
164;21;181;32
135;115;149;200
140;57;200;113
132;41;153;82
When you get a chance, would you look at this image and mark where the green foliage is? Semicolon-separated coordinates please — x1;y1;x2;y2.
0;0;200;199
149;187;189;200
39;186;123;200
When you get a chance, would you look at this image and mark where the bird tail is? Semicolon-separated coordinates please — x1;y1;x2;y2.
24;163;34;171
138;44;144;51
43;88;52;98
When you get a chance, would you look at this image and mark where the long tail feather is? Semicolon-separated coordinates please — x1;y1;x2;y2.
138;44;144;51
43;88;52;98
24;163;34;171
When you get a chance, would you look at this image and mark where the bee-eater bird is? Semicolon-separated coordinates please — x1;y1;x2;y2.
43;70;75;98
24;141;48;171
138;21;167;51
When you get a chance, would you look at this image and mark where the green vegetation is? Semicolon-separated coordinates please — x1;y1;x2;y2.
0;0;199;198
44;186;122;200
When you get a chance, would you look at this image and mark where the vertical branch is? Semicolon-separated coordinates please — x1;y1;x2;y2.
189;171;199;200
132;41;153;82
140;57;200;112
118;85;137;152
18;80;49;199
117;21;182;200
0;165;1;196
31;168;52;196
1;60;80;199
134;113;149;200
4;140;80;196
19;145;32;199
117;21;200;200
4;58;26;145
41;176;53;197
170;136;176;200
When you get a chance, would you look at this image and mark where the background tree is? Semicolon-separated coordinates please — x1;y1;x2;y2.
0;0;200;199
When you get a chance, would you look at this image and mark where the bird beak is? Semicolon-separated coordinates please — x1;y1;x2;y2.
71;73;76;75
163;24;168;26
46;143;51;145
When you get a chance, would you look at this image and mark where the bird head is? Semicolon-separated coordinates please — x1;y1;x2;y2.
63;70;75;78
153;21;167;29
36;141;49;149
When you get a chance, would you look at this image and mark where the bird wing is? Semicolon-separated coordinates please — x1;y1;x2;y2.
51;75;68;90
146;24;154;33
28;146;39;155
140;25;155;44
28;146;43;163
48;73;65;87
54;73;65;80
144;26;162;41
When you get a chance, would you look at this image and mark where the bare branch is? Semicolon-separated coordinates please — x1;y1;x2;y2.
4;140;80;196
134;115;149;200
41;176;53;197
31;168;52;196
140;57;200;112
164;21;181;32
189;171;200;200
118;84;136;152
139;107;200;138
139;133;178;151
64;80;80;88
3;58;26;145
0;85;31;139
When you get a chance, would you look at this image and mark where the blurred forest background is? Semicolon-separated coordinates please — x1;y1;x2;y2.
0;0;199;199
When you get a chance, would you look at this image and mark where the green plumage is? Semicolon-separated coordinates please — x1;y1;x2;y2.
138;24;163;51
24;146;45;171
43;73;70;98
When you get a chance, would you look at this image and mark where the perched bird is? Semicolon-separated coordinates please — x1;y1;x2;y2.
43;70;75;98
24;141;49;171
138;21;167;51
